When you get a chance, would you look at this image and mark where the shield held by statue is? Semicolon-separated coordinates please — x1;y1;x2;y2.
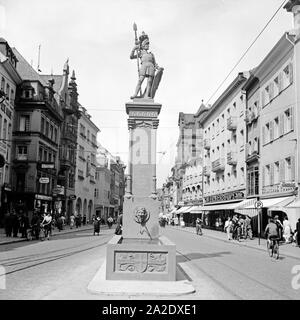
150;67;164;99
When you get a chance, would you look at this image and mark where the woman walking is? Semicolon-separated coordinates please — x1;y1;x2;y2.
224;217;232;240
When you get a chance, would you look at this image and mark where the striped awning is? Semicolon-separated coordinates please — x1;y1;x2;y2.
175;206;192;214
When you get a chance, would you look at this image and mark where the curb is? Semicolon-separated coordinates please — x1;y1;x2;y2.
0;225;110;246
170;226;300;261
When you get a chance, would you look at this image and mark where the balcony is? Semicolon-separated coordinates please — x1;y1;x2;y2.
227;151;237;165
16;154;28;161
203;165;211;176
246;142;259;163
227;116;237;131
203;138;211;150
211;158;225;172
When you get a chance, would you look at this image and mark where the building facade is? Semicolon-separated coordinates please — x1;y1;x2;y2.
11;48;64;219
75;105;99;221
0;38;21;224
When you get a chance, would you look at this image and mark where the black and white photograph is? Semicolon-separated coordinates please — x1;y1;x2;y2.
0;0;300;309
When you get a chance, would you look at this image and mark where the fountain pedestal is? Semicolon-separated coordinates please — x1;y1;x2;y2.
105;98;176;281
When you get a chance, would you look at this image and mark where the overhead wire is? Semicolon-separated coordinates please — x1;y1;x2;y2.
205;0;288;105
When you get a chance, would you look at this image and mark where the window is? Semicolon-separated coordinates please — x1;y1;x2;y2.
41;117;45;134
50;125;53;140
6;83;10;100
2;119;7;141
43;150;47;162
284;108;293;133
265;165;270;186
39;147;43;161
87;130;90;142
274;76;280;97
240;167;245;185
17;146;28;160
8;123;11;138
247;166;259;196
283;64;293;88
285;157;292;181
45;122;49;137
79;146;84;159
10;89;14;105
274;161;280;184
274;117;279;139
264;123;270;144
19;115;30;131
54;127;58;142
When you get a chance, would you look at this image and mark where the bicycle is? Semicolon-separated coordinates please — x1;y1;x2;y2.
267;236;280;260
26;224;45;241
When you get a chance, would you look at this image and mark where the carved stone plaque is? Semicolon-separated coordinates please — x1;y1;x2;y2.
129;111;158;118
115;251;167;273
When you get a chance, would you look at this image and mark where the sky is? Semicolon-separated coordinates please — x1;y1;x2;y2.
0;0;293;187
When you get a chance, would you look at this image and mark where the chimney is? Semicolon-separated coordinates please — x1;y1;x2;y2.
284;0;300;38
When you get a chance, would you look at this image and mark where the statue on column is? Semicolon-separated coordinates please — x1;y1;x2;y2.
130;23;164;100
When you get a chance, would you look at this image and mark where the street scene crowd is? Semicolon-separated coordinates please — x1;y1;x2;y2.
1;210;122;241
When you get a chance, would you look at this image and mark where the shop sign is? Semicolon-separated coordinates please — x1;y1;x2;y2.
53;185;64;195
39;177;49;184
205;190;245;204
40;163;55;169
262;182;296;195
35;194;52;201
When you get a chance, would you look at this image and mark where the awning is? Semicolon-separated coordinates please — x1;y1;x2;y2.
268;196;295;211
169;208;178;214
175;206;192;214
287;199;300;208
202;200;244;211
235;197;295;218
243;196;293;209
190;206;203;214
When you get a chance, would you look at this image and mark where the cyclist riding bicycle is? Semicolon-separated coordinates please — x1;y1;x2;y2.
41;213;52;240
265;217;279;246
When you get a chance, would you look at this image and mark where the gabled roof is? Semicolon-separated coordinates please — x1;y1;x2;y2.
12;47;47;85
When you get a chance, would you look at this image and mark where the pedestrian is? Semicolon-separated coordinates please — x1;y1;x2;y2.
57;215;63;232
195;217;203;235
93;216;101;236
4;212;12;237
11;212;19;237
107;216;113;229
274;215;283;241
70;213;75;229
283;216;292;243
31;211;40;240
115;213;123;235
41;212;52;240
224;217;232;240
296;218;300;247
244;215;253;240
83;215;86;225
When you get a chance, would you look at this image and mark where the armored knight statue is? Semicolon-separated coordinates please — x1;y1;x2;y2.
130;27;164;100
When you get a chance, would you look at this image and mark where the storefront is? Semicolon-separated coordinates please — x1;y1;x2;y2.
235;196;295;235
200;199;256;231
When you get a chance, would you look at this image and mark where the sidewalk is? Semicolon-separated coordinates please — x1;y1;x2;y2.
0;223;110;246
169;225;300;260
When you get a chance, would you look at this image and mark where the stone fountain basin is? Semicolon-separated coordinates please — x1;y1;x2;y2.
106;235;176;281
